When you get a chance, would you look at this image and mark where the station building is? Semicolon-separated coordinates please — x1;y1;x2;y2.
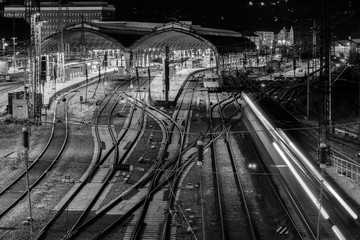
3;1;257;98
4;1;116;38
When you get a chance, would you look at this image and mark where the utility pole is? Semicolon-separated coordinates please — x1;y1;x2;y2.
85;64;88;103
148;67;151;101
164;46;170;106
307;19;318;119
317;0;331;238
81;15;88;103
307;59;310;119
12;12;16;75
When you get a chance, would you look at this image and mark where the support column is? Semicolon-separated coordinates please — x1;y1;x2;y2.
124;51;131;71
164;46;170;105
141;53;145;67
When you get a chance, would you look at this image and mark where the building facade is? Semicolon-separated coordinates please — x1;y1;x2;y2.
276;26;294;46
4;1;116;38
334;38;359;58
255;31;275;48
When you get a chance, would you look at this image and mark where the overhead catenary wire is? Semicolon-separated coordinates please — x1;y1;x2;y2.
24;118;360;136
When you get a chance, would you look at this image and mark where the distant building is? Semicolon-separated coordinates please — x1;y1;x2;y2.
255;31;275;48
334;37;360;58
276;26;294;46
255;26;294;48
3;1;116;38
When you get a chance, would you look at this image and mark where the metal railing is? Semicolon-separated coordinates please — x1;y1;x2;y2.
331;155;360;184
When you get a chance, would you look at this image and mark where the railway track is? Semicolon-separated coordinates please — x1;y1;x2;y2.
61;70;206;240
34;74;173;239
33;82;139;239
65;100;172;240
0;83;22;95
241;92;341;239
130;74;197;240
0;90;75;220
64;96;184;239
207;92;256;239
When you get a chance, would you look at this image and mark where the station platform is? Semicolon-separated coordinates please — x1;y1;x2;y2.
41;66;217;107
43;67;118;108
149;67;217;101
3;66;218;115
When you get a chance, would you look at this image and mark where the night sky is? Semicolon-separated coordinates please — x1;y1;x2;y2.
104;0;360;32
2;0;360;38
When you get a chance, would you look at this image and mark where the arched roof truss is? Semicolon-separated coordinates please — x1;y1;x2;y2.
41;27;125;54
130;22;219;55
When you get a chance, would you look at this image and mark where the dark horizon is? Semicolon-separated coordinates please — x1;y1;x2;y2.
2;0;360;39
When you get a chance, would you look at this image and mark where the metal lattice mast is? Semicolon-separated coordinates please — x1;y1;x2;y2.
57;2;66;82
317;0;331;238
25;0;41;121
318;0;331;165
34;12;41;94
81;14;86;60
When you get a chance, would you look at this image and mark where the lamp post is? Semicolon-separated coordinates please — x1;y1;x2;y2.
1;38;6;56
84;62;90;103
11;37;17;75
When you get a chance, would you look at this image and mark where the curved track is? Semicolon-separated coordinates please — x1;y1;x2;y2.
0;91;73;220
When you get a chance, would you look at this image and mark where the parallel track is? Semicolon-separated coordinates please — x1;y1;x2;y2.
0;91;74;219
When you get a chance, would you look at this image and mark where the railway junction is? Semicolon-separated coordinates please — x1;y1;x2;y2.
0;18;360;240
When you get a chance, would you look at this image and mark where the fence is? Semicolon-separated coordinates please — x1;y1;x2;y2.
331;155;360;184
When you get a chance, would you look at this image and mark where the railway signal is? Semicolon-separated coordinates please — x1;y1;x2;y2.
22;126;33;233
197;140;204;165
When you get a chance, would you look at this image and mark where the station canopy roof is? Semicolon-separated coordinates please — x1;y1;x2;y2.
41;28;125;54
41;21;256;55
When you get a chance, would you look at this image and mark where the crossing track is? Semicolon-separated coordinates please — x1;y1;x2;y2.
60;69;209;240
130;76;198;240
0;82;22;95
62;98;172;240
159;79;198;239
33;81;139;239
0;90;75;220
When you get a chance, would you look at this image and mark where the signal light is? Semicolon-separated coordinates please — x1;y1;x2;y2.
197;140;204;162
22;126;29;148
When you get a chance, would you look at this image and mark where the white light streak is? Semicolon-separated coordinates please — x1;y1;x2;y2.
332;226;346;240
273;142;329;220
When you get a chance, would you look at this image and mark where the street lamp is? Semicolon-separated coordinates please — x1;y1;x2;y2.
1;38;6;55
84;62;90;103
11;37;17;75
